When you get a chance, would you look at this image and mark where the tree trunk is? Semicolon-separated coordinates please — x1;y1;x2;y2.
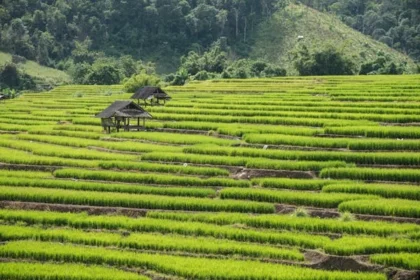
234;8;239;38
243;17;247;42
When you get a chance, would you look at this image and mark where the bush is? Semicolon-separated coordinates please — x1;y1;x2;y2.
294;45;356;76
263;66;287;77
360;52;405;75
293;207;309;217
0;63;21;89
0;63;35;90
123;71;161;92
250;61;269;76
85;62;122;85
11;55;27;64
193;70;210;81
339;212;356;222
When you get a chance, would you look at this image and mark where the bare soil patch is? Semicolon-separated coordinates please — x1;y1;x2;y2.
275;204;420;224
232;168;315;180
304;251;381;272
87;146;142;155
387;270;420;280
0;163;58;172
381;122;420;127
0;201;147;217
241;143;349;152
0;130;20;134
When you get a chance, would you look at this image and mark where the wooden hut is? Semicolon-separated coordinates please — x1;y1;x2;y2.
95;101;152;133
131;86;171;106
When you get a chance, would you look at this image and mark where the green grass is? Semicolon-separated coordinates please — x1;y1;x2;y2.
98;161;229;176
323;183;420;200
0;186;274;213
0;209;329;248
253;178;340;190
0;261;147;280
0;176;216;198
339;199;420;218
220;188;379;208
54;168;250;188
147;211;420;237
244;134;420;151
0;51;71;85
1;76;420;276
370;253;420;270
321;167;420;183
0;241;386;280
0;224;303;261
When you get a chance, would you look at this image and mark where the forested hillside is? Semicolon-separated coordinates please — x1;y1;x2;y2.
0;0;286;72
250;4;418;75
299;0;420;61
0;0;419;90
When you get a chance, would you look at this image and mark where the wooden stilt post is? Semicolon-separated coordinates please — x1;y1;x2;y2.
137;118;140;131
143;118;145;128
127;118;130;131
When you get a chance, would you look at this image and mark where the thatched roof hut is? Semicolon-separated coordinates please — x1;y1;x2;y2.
95;100;152;133
131;86;171;106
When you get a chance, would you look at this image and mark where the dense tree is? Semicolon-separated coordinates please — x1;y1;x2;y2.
0;0;288;70
167;40;286;85
85;61;122;85
123;72;161;93
294;45;356;76
0;63;35;90
360;52;405;75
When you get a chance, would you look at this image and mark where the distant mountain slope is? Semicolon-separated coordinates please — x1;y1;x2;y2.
0;52;71;87
250;4;418;75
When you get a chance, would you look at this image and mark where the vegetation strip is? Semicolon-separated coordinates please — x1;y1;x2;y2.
0;241;386;280
0;186;274;213
0;224;303;261
54;168;250;188
0;176;216;198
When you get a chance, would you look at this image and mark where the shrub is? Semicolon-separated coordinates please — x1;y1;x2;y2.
123;72;160;93
294;45;356;76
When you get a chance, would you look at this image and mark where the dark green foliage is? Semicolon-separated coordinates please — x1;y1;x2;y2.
0;63;35;90
0;63;20;88
0;1;284;70
360;52;405;75
123;72;161;93
69;63;92;84
85;62;122;85
250;62;269;76
294;45;357;76
167;41;287;84
263;66;287;77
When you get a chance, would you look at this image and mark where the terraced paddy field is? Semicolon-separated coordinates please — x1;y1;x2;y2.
0;75;419;279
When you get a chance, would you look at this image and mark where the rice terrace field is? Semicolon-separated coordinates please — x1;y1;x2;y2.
0;75;420;280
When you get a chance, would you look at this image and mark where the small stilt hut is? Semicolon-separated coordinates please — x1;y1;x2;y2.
131;86;171;106
95;101;152;133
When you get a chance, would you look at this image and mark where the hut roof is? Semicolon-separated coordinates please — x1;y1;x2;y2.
95;101;152;119
0;95;5;100
131;86;171;100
